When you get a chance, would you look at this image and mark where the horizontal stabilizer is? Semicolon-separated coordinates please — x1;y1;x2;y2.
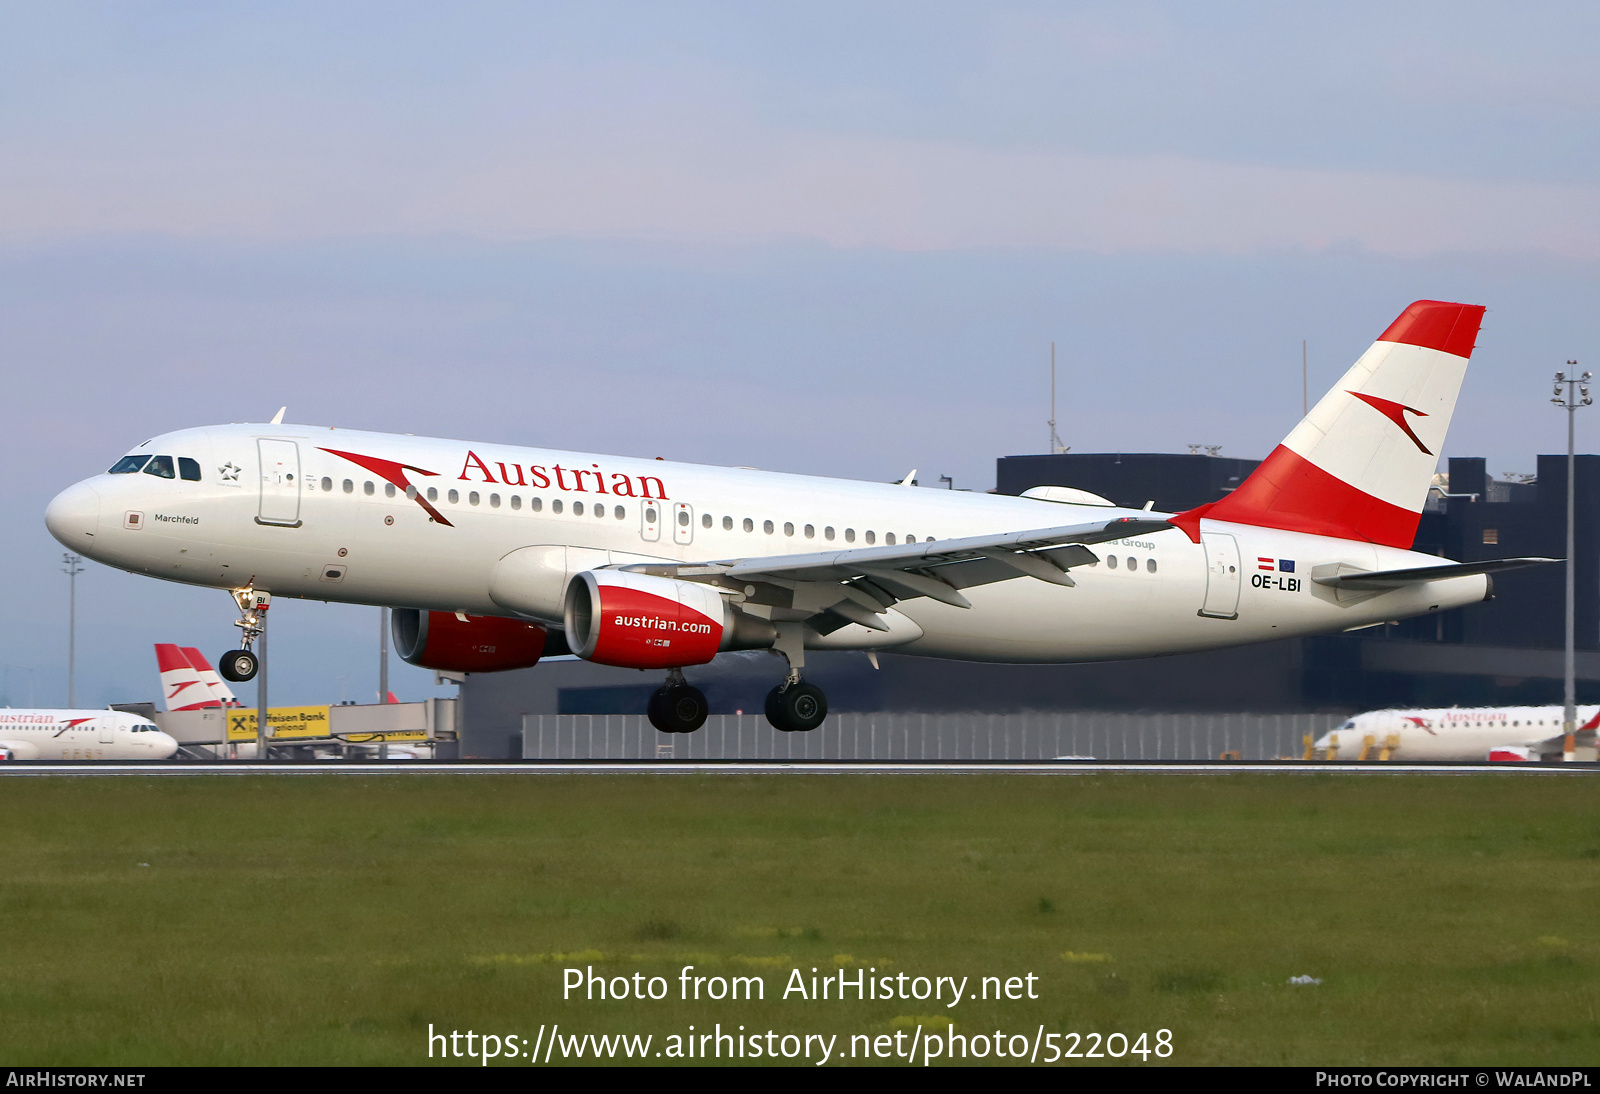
1312;557;1559;590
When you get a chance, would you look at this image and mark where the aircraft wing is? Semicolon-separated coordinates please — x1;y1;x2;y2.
617;516;1173;632
1311;557;1559;591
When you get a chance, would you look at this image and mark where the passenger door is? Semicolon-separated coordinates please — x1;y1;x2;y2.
257;439;302;526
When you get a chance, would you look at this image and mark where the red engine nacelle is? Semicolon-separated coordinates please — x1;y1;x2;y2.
391;609;550;673
564;570;732;669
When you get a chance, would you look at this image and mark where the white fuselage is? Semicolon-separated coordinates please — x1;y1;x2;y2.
0;710;180;761
1314;706;1593;761
46;424;1490;664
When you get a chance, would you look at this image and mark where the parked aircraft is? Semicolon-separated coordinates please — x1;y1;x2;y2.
46;300;1552;733
0;710;179;760
1313;705;1600;761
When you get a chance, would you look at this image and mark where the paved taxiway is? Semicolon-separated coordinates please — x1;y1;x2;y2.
0;761;1596;776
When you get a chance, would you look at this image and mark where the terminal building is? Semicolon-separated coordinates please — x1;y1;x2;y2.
455;450;1600;758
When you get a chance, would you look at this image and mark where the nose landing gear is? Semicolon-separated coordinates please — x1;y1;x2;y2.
218;584;270;683
647;668;709;734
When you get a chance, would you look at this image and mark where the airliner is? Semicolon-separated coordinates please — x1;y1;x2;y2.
44;300;1552;734
1313;705;1600;762
0;710;179;760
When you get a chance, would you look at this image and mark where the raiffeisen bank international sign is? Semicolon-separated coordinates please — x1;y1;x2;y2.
227;706;332;741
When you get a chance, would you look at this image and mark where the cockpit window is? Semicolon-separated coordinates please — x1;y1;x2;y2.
109;455;151;474
143;455;176;479
178;457;201;481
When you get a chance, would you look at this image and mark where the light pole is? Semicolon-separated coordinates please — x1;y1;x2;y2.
61;553;82;707
1552;364;1591;761
379;606;390;704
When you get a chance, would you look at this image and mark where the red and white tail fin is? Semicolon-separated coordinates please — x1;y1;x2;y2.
1182;300;1485;547
155;643;222;711
385;691;400;704
181;646;240;707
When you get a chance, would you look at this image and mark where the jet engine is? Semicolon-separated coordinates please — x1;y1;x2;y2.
391;609;552;673
564;570;772;669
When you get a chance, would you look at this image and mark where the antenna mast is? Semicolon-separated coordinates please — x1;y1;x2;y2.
1048;342;1068;454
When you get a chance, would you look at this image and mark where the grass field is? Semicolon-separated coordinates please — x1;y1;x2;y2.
0;772;1596;1066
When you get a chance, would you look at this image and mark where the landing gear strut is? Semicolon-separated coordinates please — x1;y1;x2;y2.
647;668;709;734
763;623;827;733
218;584;270;683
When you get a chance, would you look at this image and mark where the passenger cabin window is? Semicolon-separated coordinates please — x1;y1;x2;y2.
763;520;774;534
1147;558;1158;573
743;518;754;532
510;495;521;510
702;513;713;529
885;533;896;545
784;522;794;536
532;497;543;512
865;531;875;545
343;479;354;494
1107;555;1118;569
178;458;202;481
364;481;375;496
614;505;625;519
109;455;151;474
385;483;396;498
469;491;480;505
447;489;459;504
679;510;690;526
723;516;733;530
321;477;333;491
573;501;584;515
805;524;815;539
825;526;835;540
427;487;438;502
489;493;500;508
144;455;176;479
845;529;855;542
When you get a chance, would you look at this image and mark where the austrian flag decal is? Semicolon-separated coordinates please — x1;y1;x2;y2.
1257;558;1296;573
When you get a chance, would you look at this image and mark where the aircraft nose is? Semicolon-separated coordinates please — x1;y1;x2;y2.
46;480;100;547
154;733;179;759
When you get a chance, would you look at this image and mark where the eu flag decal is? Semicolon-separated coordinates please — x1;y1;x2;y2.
1279;559;1295;573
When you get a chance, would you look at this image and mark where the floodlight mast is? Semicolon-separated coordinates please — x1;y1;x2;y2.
1552;363;1591;761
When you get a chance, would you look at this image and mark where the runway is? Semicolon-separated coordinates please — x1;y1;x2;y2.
1;760;1597;776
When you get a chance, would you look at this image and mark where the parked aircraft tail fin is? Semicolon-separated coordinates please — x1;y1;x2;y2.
155;643;222;712
180;646;240;707
1176;300;1485;547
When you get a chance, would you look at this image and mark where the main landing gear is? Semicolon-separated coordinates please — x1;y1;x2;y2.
763;623;827;733
647;668;709;734
218;584;270;683
643;627;830;735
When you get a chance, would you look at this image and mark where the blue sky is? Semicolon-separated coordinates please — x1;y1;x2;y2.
2;3;1597;707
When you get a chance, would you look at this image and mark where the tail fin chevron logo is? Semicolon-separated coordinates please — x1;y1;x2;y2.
1173;300;1485;549
1349;391;1432;455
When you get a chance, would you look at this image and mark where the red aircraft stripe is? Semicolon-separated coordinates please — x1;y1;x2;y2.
1202;445;1420;548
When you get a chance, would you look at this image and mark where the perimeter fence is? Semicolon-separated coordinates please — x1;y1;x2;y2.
520;711;1349;762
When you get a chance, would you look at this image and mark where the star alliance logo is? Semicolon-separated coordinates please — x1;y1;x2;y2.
218;461;241;481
